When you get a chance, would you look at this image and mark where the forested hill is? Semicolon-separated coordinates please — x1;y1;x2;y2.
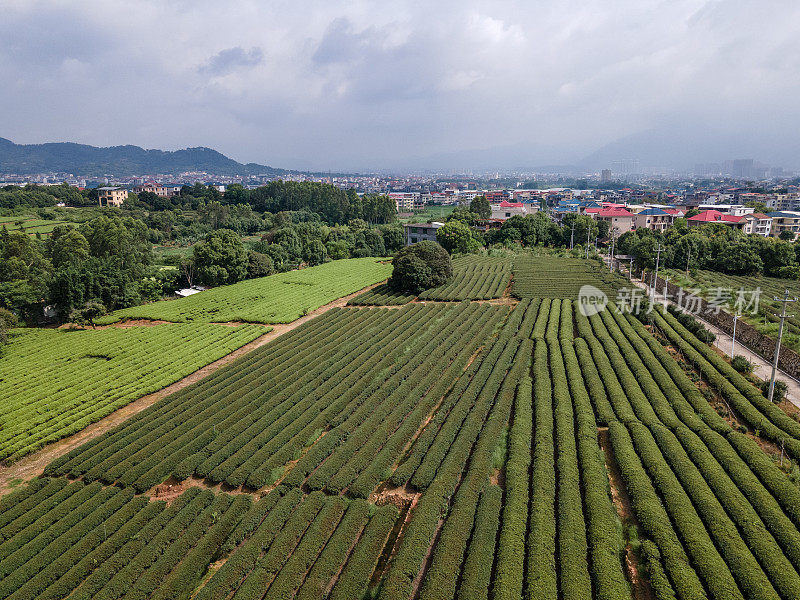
0;137;297;177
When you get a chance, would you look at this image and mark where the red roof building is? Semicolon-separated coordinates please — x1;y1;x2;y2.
687;210;745;228
498;200;524;208
594;207;634;233
597;207;634;218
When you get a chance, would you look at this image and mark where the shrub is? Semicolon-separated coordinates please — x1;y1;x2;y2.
761;379;788;403
388;241;452;293
666;304;715;344
731;355;754;374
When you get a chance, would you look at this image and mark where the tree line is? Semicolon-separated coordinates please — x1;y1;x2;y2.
617;220;800;278
0;182;402;324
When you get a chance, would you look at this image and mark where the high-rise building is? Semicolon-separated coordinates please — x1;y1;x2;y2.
600;169;612;183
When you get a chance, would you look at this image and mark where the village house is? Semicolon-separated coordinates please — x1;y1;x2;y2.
96;186;127;207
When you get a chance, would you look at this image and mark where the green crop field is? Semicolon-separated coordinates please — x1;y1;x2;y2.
662;267;800;351
0;323;264;462
512;255;627;299
0;216;67;236
5;255;800;600
99;257;392;324
348;255;511;305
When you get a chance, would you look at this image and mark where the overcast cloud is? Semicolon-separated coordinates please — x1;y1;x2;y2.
1;0;798;171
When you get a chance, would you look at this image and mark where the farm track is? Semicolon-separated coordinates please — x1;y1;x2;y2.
0;281;384;497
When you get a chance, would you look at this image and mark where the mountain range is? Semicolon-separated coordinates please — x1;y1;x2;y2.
0;138;299;177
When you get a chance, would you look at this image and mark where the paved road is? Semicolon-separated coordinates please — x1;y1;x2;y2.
612;262;800;410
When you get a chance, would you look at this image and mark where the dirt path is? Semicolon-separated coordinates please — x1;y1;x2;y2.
0;281;384;496
597;427;655;600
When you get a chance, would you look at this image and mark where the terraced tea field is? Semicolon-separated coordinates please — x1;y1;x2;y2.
661;267;800;349
4;256;800;600
0;323;264;462
348;255;511;305
512;255;626;299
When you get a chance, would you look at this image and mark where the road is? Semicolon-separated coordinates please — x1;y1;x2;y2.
610;259;800;410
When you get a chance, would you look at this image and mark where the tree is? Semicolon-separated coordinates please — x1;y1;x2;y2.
48;228;89;268
446;206;480;225
247;251;275;278
470;195;491;219
303;239;328;266
69;299;106;328
779;230;795;241
193;229;248;286
388;241;452;293
180;257;196;287
436;220;481;254
380;224;405;253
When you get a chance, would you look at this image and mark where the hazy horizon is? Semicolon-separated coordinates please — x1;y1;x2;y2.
3;1;799;172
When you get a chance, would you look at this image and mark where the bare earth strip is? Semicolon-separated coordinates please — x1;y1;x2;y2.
0;281;383;496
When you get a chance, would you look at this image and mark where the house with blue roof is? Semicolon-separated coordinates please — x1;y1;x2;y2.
632;207;673;231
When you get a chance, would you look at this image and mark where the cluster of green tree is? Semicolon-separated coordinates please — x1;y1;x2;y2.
441;205;609;253
191;217;404;286
127;181;395;225
0;216;154;322
0;183;88;209
1;211;405;320
2;181;396;226
617;220;800;277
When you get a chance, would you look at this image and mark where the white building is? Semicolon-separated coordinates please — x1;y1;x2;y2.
403;222;444;245
490;201;535;220
389;192;421;211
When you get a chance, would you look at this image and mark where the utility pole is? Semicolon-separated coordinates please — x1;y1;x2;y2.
570;220;575;249
629;257;634;280
685;245;691;276
650;242;662;304
731;312;739;357
768;289;797;403
664;276;669;303
609;228;616;272
586;225;591;259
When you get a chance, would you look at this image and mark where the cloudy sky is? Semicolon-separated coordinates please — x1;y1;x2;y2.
2;0;799;171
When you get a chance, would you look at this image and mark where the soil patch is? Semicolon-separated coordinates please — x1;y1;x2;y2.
597;427;655;600
59;318;172;329
490;467;505;487
370;484;421;510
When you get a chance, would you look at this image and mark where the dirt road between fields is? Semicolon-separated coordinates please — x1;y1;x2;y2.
0;281;383;496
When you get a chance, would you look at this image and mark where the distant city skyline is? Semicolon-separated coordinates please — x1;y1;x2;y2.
3;1;799;172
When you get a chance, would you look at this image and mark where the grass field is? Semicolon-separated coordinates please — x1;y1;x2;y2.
98;257;392;324
0;323;265;463
5;255;800;600
0;215;67;236
397;205;454;224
